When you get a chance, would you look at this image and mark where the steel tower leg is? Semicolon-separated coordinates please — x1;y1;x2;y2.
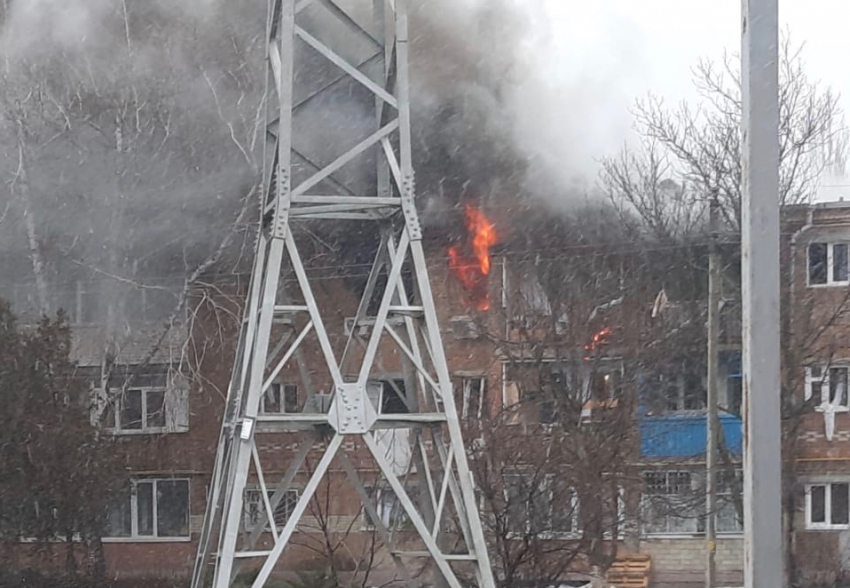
191;1;496;587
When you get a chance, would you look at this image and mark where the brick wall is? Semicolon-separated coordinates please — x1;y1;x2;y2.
641;537;743;587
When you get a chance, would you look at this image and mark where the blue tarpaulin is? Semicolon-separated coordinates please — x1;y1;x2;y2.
640;412;743;458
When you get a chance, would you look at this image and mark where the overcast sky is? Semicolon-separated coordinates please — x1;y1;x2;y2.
524;0;850;198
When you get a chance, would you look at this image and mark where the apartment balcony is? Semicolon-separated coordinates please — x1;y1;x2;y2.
640;411;742;459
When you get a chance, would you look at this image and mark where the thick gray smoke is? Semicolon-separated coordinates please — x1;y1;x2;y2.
0;0;639;329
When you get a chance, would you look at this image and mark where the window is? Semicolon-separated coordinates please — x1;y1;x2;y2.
806;366;850;407
642;471;701;534
809;242;850;286
95;365;189;435
588;366;623;401
243;488;299;532
807;482;850;529
104;479;190;540
715;470;744;534
460;377;487;420
261;383;298;414
367;380;409;414
504;474;579;537
364;487;411;531
722;351;743;415
642;470;742;535
110;388;166;432
647;360;706;413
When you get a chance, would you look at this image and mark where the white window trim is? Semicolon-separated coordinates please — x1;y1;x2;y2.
806;482;850;530
641;470;743;537
109;386;168;435
102;478;191;542
805;366;850;408
808;242;850;287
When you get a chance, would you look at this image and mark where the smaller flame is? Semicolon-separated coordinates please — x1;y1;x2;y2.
583;326;612;360
448;205;498;311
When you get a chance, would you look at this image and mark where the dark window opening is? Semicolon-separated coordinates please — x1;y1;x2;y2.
835;244;849;282
381;380;408;414
832;483;849;525
809;243;828;284
811;485;826;524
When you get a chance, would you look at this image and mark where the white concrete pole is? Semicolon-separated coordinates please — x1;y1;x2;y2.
740;1;784;586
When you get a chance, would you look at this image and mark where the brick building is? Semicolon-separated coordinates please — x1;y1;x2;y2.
9;201;850;587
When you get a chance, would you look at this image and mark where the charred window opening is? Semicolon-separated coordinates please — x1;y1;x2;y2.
262;383;299;414
368;379;409;414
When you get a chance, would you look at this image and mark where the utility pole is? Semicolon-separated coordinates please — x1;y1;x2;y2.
706;195;720;588
741;1;783;587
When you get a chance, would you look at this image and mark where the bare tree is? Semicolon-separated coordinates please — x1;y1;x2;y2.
603;36;845;234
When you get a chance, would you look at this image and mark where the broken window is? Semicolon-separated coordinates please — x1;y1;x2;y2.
459;377;486;420
809;242;850;286
261;383;299;414
807;482;850;529
366;379;409;414
646;359;706;413
806;366;850;407
103;479;190;540
243;488;299;532
587;362;624;401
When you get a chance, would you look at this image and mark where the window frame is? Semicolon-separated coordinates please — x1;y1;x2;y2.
503;472;582;540
808;242;850;287
641;469;743;537
260;382;299;415
460;376;487;421
102;478;191;542
362;487;413;532
806;482;850;530
110;386;168;434
243;487;300;533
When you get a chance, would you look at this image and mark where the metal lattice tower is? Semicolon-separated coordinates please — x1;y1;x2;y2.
191;1;496;587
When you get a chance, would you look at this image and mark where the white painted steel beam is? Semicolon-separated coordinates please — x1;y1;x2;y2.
191;0;496;586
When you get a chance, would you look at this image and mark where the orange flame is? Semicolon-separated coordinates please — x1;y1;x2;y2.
583;326;612;360
448;205;498;311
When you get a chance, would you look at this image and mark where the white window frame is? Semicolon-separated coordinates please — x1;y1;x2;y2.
111;386;168;434
641;470;701;536
243;487;300;532
103;478;191;542
808;242;850;287
642;469;743;537
806;482;850;530
806;366;850;407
